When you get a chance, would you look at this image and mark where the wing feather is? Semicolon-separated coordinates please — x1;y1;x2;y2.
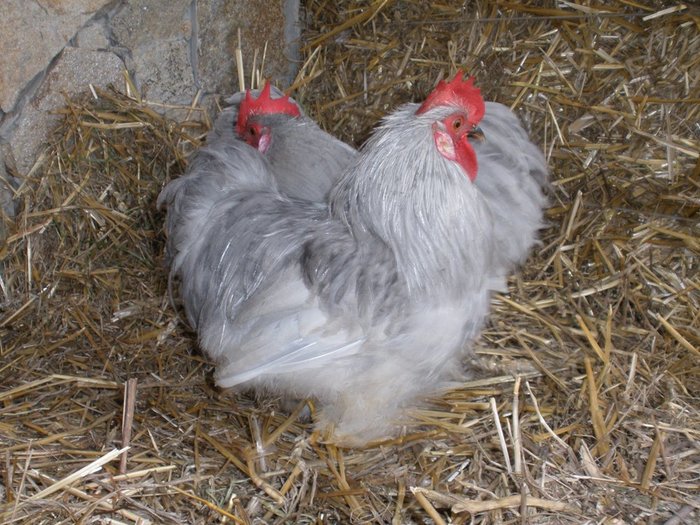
474;102;549;287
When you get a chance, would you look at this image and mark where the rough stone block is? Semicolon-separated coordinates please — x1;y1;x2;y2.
197;0;299;96
111;0;194;107
0;0;114;112
75;21;111;50
0;0;299;179
8;47;124;174
130;40;195;106
111;0;192;48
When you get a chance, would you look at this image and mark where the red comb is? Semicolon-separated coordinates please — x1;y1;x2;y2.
416;72;485;124
236;81;301;135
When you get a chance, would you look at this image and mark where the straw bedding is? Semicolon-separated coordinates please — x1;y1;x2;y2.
1;1;698;523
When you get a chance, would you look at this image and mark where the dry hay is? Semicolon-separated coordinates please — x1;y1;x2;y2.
1;1;698;523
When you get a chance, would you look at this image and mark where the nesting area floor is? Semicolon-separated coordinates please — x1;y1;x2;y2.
1;1;698;523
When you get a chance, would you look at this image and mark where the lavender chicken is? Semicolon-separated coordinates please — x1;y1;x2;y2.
220;80;547;291
209;82;355;202
158;74;535;444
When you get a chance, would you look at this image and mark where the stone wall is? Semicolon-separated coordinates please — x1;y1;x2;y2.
0;0;299;218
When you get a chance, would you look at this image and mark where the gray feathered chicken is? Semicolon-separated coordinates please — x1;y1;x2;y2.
226;83;548;290
471;102;548;289
159;73;497;444
208;82;355;201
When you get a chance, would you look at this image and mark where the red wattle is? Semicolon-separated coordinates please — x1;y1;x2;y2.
456;139;478;181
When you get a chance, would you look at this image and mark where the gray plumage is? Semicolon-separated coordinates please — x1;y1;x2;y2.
211;86;356;202
473;102;549;289
222;90;548;289
159;99;496;444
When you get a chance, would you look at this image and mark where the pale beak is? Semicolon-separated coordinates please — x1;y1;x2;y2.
467;126;485;142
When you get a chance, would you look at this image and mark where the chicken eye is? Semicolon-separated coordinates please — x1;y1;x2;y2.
452;118;463;130
248;126;257;136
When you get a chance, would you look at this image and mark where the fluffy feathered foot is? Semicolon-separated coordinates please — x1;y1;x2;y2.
312;394;405;447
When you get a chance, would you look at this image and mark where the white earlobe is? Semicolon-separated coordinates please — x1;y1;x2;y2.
433;129;456;161
258;131;272;153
